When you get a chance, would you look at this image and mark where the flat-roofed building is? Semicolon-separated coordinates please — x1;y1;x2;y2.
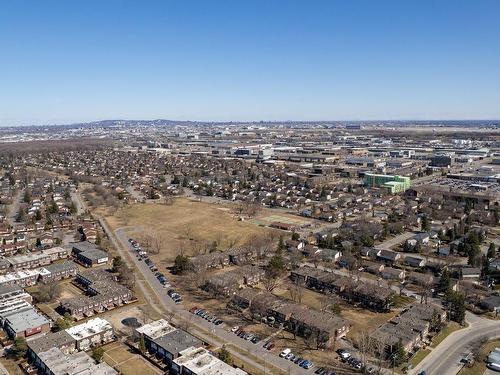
172;346;248;375
60;270;133;319
135;319;176;342
38;261;78;283
7;252;52;271
148;329;202;367
0;284;32;304
65;317;114;351
41;246;71;261
71;241;109;267
36;347;117;375
3;305;51;339
0;269;41;288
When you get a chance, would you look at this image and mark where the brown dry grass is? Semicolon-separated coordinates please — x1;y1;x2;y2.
116;359;161;375
102;342;161;375
107;198;274;262
459;339;500;375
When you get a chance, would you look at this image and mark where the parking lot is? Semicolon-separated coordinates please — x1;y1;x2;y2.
124;233;370;374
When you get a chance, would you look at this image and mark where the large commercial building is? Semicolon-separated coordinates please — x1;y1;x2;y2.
363;173;411;194
430;154;453;168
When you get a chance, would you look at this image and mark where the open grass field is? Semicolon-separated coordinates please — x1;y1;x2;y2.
107;198;275;262
251;213;311;227
102;342;161;375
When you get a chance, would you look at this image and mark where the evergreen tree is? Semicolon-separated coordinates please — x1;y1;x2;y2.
23;189;32;204
12;337;28;359
173;254;191;274
447;291;466;324
218;345;232;364
388;339;408;367
438;269;451;294
277;236;285;253
91;347;104;362
138;335;146;353
421;215;431;232
487;242;496;258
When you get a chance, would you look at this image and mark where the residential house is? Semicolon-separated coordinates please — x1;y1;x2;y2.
404;256;426;268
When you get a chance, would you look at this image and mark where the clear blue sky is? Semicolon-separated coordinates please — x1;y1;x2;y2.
1;0;499;126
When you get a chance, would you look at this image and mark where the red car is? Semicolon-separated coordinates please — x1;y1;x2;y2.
189;306;198;313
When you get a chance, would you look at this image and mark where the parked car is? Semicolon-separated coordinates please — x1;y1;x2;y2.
301;360;313;369
280;348;291;358
251;336;260;344
337;349;351;360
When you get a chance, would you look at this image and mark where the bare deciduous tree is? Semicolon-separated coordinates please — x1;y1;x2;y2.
289;279;305;304
263;274;281;293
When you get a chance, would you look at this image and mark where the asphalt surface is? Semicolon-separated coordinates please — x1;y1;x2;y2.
6;188;23;226
411;312;500;375
375;231;415;250
106;222;313;375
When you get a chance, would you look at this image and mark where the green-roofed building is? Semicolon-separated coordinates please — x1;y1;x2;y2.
363;173;411;194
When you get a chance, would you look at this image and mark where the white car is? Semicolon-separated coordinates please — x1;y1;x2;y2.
280;348;291;358
231;326;240;333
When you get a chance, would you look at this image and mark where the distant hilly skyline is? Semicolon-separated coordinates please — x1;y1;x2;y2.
1;118;499;129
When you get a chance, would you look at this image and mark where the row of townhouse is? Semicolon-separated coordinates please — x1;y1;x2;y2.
27;317;116;375
135;319;248;374
0;246;70;274
291;266;395;312
60;269;134;319
190;245;274;272
230;288;349;348
0;260;78;288
371;303;446;355
202;265;265;296
71;241;109;267
0;241;28;256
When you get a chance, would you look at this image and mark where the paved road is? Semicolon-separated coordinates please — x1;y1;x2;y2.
6;188;23;226
411;312;500;375
71;189;86;215
375;231;415;251
0;362;8;375
101;220;311;375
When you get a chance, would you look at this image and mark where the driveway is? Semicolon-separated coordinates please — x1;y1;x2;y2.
375;231;415;250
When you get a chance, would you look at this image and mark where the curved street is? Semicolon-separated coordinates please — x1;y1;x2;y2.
411;312;500;375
